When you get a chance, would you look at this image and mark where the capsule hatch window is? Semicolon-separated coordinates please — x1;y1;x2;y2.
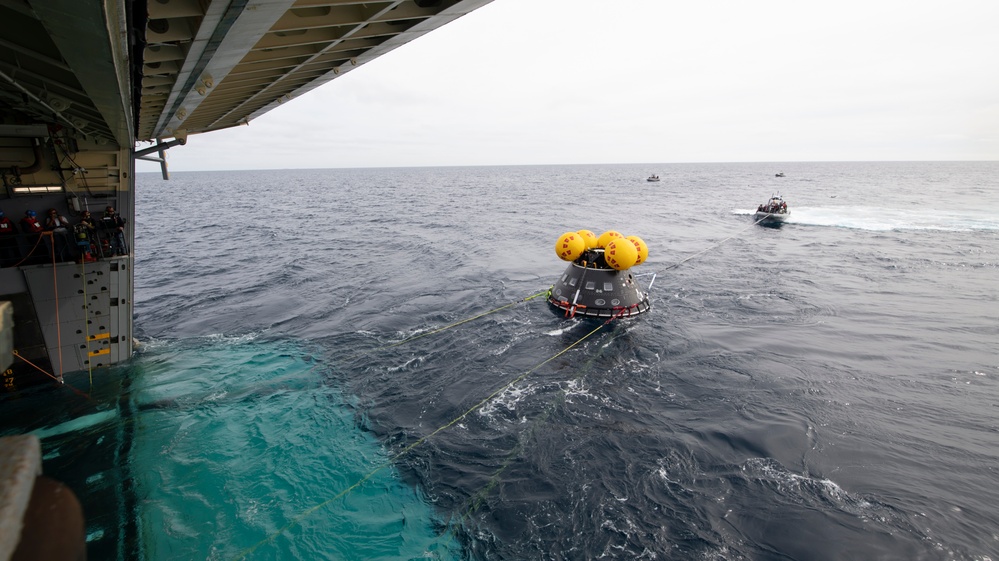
603;282;614;291
584;281;596;290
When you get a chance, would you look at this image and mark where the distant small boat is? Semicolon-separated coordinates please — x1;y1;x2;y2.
775;172;785;177
754;194;789;224
646;174;660;182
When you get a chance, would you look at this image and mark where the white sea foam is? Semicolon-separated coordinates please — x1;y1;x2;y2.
734;205;998;231
544;323;578;336
477;380;540;419
31;410;118;440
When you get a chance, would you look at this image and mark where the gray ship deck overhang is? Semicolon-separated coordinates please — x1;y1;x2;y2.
1;0;494;149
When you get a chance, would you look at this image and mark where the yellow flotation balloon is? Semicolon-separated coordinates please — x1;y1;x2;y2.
555;231;586;261
596;230;623;248
577;229;598;249
604;238;638;270
625;235;649;265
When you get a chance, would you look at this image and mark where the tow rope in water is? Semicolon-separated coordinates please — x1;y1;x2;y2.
642;214;772;279
378;289;549;350
443;321;625;539
326;289;550;369
232;303;625;561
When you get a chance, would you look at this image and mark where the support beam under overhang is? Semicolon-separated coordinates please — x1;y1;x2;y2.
27;0;134;147
152;0;297;140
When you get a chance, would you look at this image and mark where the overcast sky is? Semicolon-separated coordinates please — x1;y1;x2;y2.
137;0;999;172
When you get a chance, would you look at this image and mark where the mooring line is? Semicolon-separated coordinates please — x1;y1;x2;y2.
330;289;551;369
665;215;770;272
330;288;549;372
10;351;94;399
231;309;618;561
376;289;549;350
443;322;625;538
632;215;772;283
10;350;61;384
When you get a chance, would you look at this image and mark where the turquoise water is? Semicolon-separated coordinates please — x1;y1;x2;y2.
1;336;461;560
131;336;460;560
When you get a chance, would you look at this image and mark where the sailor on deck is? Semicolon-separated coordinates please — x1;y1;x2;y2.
75;210;98;262
45;208;74;261
100;206;127;256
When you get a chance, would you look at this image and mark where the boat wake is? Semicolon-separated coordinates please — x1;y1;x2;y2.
733;206;999;231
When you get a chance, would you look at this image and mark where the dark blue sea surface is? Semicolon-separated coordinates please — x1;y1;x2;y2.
6;162;999;560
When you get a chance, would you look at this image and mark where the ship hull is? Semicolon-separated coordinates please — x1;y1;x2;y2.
753;211;789;224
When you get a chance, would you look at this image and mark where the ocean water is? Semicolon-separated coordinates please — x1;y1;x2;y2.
2;161;997;560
